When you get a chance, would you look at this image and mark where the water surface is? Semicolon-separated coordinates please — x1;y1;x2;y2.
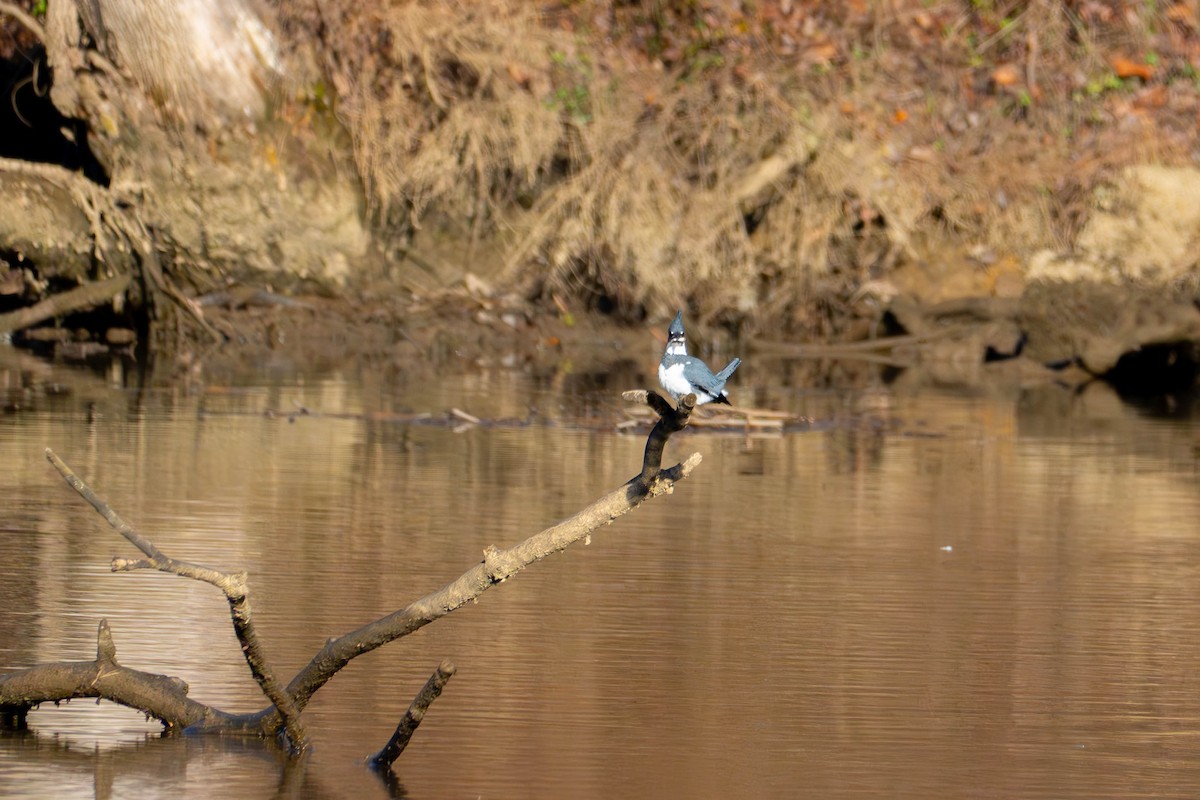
2;348;1199;799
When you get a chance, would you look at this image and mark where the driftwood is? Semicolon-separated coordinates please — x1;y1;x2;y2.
0;274;131;334
0;390;700;763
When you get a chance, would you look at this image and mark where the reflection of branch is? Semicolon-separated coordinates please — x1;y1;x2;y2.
44;449;308;752
0;723;336;797
369;660;456;769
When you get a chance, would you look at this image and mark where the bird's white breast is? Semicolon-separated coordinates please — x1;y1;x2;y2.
658;362;693;400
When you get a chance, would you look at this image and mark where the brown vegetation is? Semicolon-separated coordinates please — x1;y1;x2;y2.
282;0;1200;337
1;0;1199;356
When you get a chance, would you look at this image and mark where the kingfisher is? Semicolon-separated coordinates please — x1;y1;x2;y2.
657;311;741;406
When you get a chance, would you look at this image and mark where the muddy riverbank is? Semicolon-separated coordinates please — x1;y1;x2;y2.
1;1;1198;392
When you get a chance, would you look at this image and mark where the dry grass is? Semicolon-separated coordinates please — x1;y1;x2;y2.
506;71;807;321
319;0;563;230
289;0;1200;334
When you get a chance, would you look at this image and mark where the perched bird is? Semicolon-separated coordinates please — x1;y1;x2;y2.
657;311;741;406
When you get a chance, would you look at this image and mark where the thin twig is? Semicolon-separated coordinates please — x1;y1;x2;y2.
368;660;457;769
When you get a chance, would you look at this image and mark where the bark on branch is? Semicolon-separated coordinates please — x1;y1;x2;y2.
44;449;309;752
623;390;695;489
368;659;457;769
1;394;700;755
0;620;216;731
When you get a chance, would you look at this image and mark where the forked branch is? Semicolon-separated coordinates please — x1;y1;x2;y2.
1;391;699;757
44;449;308;752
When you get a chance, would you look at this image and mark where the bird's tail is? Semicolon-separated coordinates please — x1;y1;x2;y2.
715;357;741;382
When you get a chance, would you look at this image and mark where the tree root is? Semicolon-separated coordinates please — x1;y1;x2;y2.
0;156;224;346
0;274;130;334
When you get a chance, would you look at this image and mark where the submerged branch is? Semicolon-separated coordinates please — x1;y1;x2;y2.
6;394;700;753
369;660;457;769
44;449;309;751
0;620;218;729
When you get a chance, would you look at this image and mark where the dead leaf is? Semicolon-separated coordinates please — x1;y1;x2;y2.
1166;3;1195;26
991;63;1021;87
1110;56;1153;80
507;62;531;88
802;41;838;65
1133;84;1168;109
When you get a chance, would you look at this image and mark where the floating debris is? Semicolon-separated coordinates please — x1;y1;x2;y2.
617;402;812;436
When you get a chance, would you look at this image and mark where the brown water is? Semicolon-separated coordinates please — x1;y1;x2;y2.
2;348;1200;799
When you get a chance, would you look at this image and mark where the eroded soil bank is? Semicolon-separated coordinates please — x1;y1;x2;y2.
1;1;1198;392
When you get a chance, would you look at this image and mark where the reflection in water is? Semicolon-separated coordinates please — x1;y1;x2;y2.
2;350;1200;799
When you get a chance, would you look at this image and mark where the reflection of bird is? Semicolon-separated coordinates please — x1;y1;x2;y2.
657;311;741;406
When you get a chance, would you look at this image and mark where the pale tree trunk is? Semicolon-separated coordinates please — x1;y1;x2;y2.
0;0;369;345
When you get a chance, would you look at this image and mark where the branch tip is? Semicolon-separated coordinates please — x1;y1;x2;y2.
96;620;117;664
368;660;458;768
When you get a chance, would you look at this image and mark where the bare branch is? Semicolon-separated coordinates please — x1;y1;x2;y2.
265;459;700;721
622;390;695;489
368;660;456;769
12;396;700;746
44;449;309;751
235;393;702;732
0;620;216;730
